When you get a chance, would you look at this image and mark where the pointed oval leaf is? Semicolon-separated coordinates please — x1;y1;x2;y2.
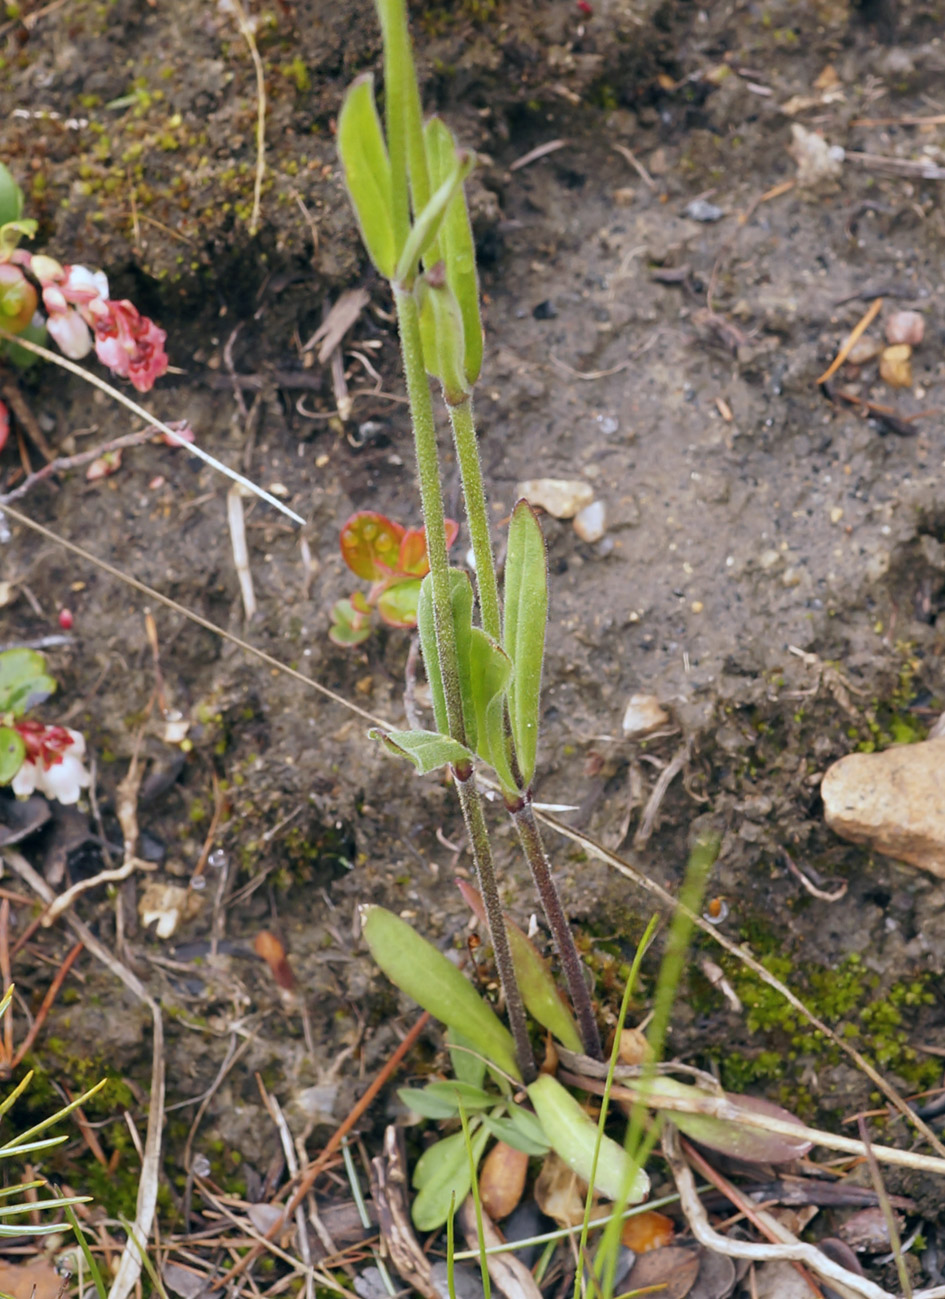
328;597;373;647
377;578;422;628
395;150;476;286
627;1076;813;1164
527;1074;650;1204
411;1126;489;1231
369;727;473;775
0;649;56;716
417;268;471;405
417;569;475;744
361;905;521;1080
483;1107;551;1157
457;880;582;1052
425;117;483;384
423;1081;494;1112
397;1087;461;1120
448;1029;488;1089
466;628;515;789
339;511;405;581
503;501;548;789
0;727;25;785
337;75;399;278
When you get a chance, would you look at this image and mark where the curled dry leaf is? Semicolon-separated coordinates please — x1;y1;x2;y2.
617;1026;653;1066
534;1150;590;1228
254;929;297;991
623;1245;701;1299
478;1140;529;1221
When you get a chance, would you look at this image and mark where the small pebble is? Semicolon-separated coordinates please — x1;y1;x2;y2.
846;336;882;365
532;300;558;320
830;506;844;524
684;198;724;222
622;693;669;739
879;343;913;388
884;310;924;347
516;477;594;519
595;414;619;435
690;600;704;613
573;499;607;543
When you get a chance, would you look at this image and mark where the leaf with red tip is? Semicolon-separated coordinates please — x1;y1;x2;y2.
339;512;405;581
398;518;459;578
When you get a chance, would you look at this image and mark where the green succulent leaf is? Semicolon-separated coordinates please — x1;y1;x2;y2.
369;727;473;775
424;116;483;384
1;315;46;370
411;1126;489;1231
339;511;405;582
337;75;398;278
503;501;548;789
483;1107;551;1157
0;727;25;785
376;578;423;628
0;165;24;228
0;649;56;716
528;1073;650;1204
456;879;582;1052
328;597;373;648
361;905;521;1080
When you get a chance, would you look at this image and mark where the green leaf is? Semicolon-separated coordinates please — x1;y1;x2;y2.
425;117;483;384
0;165;24;227
483;1107;550;1157
394;149;475;286
369;727;473;775
0;728;25;785
417;268;470;404
503;501;548;789
425;1081;494;1112
0;648;56;716
417;569;473;740
1;315;46;370
361;906;521;1080
411;1126;489;1231
397;1087;461;1120
622;1076;813;1165
527;1074;649;1204
376;577;422;628
337;75;398;279
456;880;582;1052
465;628;515;791
448;1029;487;1089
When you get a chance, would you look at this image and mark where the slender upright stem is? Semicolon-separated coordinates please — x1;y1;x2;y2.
511;797;603;1060
394;286;465;741
456;773;536;1083
448;397;501;644
395;284;534;1081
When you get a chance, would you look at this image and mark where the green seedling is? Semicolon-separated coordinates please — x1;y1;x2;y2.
329;510;459;647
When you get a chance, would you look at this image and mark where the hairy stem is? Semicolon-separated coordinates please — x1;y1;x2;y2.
456;772;536;1083
394;286;465;741
511;797;603;1060
448;397;501;643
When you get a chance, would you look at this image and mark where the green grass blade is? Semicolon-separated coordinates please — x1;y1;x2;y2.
458;1102;490;1299
0;1078;106;1151
62;1197;108;1299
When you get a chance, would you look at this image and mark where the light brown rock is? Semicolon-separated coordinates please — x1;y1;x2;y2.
622;693;670;739
821;738;945;877
516;478;594;519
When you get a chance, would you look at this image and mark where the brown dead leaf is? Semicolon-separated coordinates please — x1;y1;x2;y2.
623;1245;701;1298
534;1151;589;1227
0;1259;67;1299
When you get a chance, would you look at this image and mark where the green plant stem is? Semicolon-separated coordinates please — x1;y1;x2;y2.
511;798;603;1061
447;398;501;642
456;771;536;1084
394;285;535;1083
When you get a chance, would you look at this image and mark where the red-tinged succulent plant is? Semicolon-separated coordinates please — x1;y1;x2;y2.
329;510;459;647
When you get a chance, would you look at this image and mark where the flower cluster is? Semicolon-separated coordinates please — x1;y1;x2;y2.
10;721;90;805
22;254;169;392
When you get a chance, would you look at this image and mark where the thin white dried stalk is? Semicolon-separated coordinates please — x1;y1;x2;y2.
227;484;257;619
662;1125;892;1299
0;328;303;524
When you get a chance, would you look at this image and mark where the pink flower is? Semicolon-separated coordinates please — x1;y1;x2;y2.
93;299;168;392
10;722;90;805
46;307;93;358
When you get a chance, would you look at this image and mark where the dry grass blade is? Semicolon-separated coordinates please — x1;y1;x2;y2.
302;288;370;362
857;1116;912;1299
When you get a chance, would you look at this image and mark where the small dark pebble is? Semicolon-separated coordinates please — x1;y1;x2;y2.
532;299;558;319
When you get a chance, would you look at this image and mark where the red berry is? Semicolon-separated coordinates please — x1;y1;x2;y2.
577;0;593;13
58;608;73;630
